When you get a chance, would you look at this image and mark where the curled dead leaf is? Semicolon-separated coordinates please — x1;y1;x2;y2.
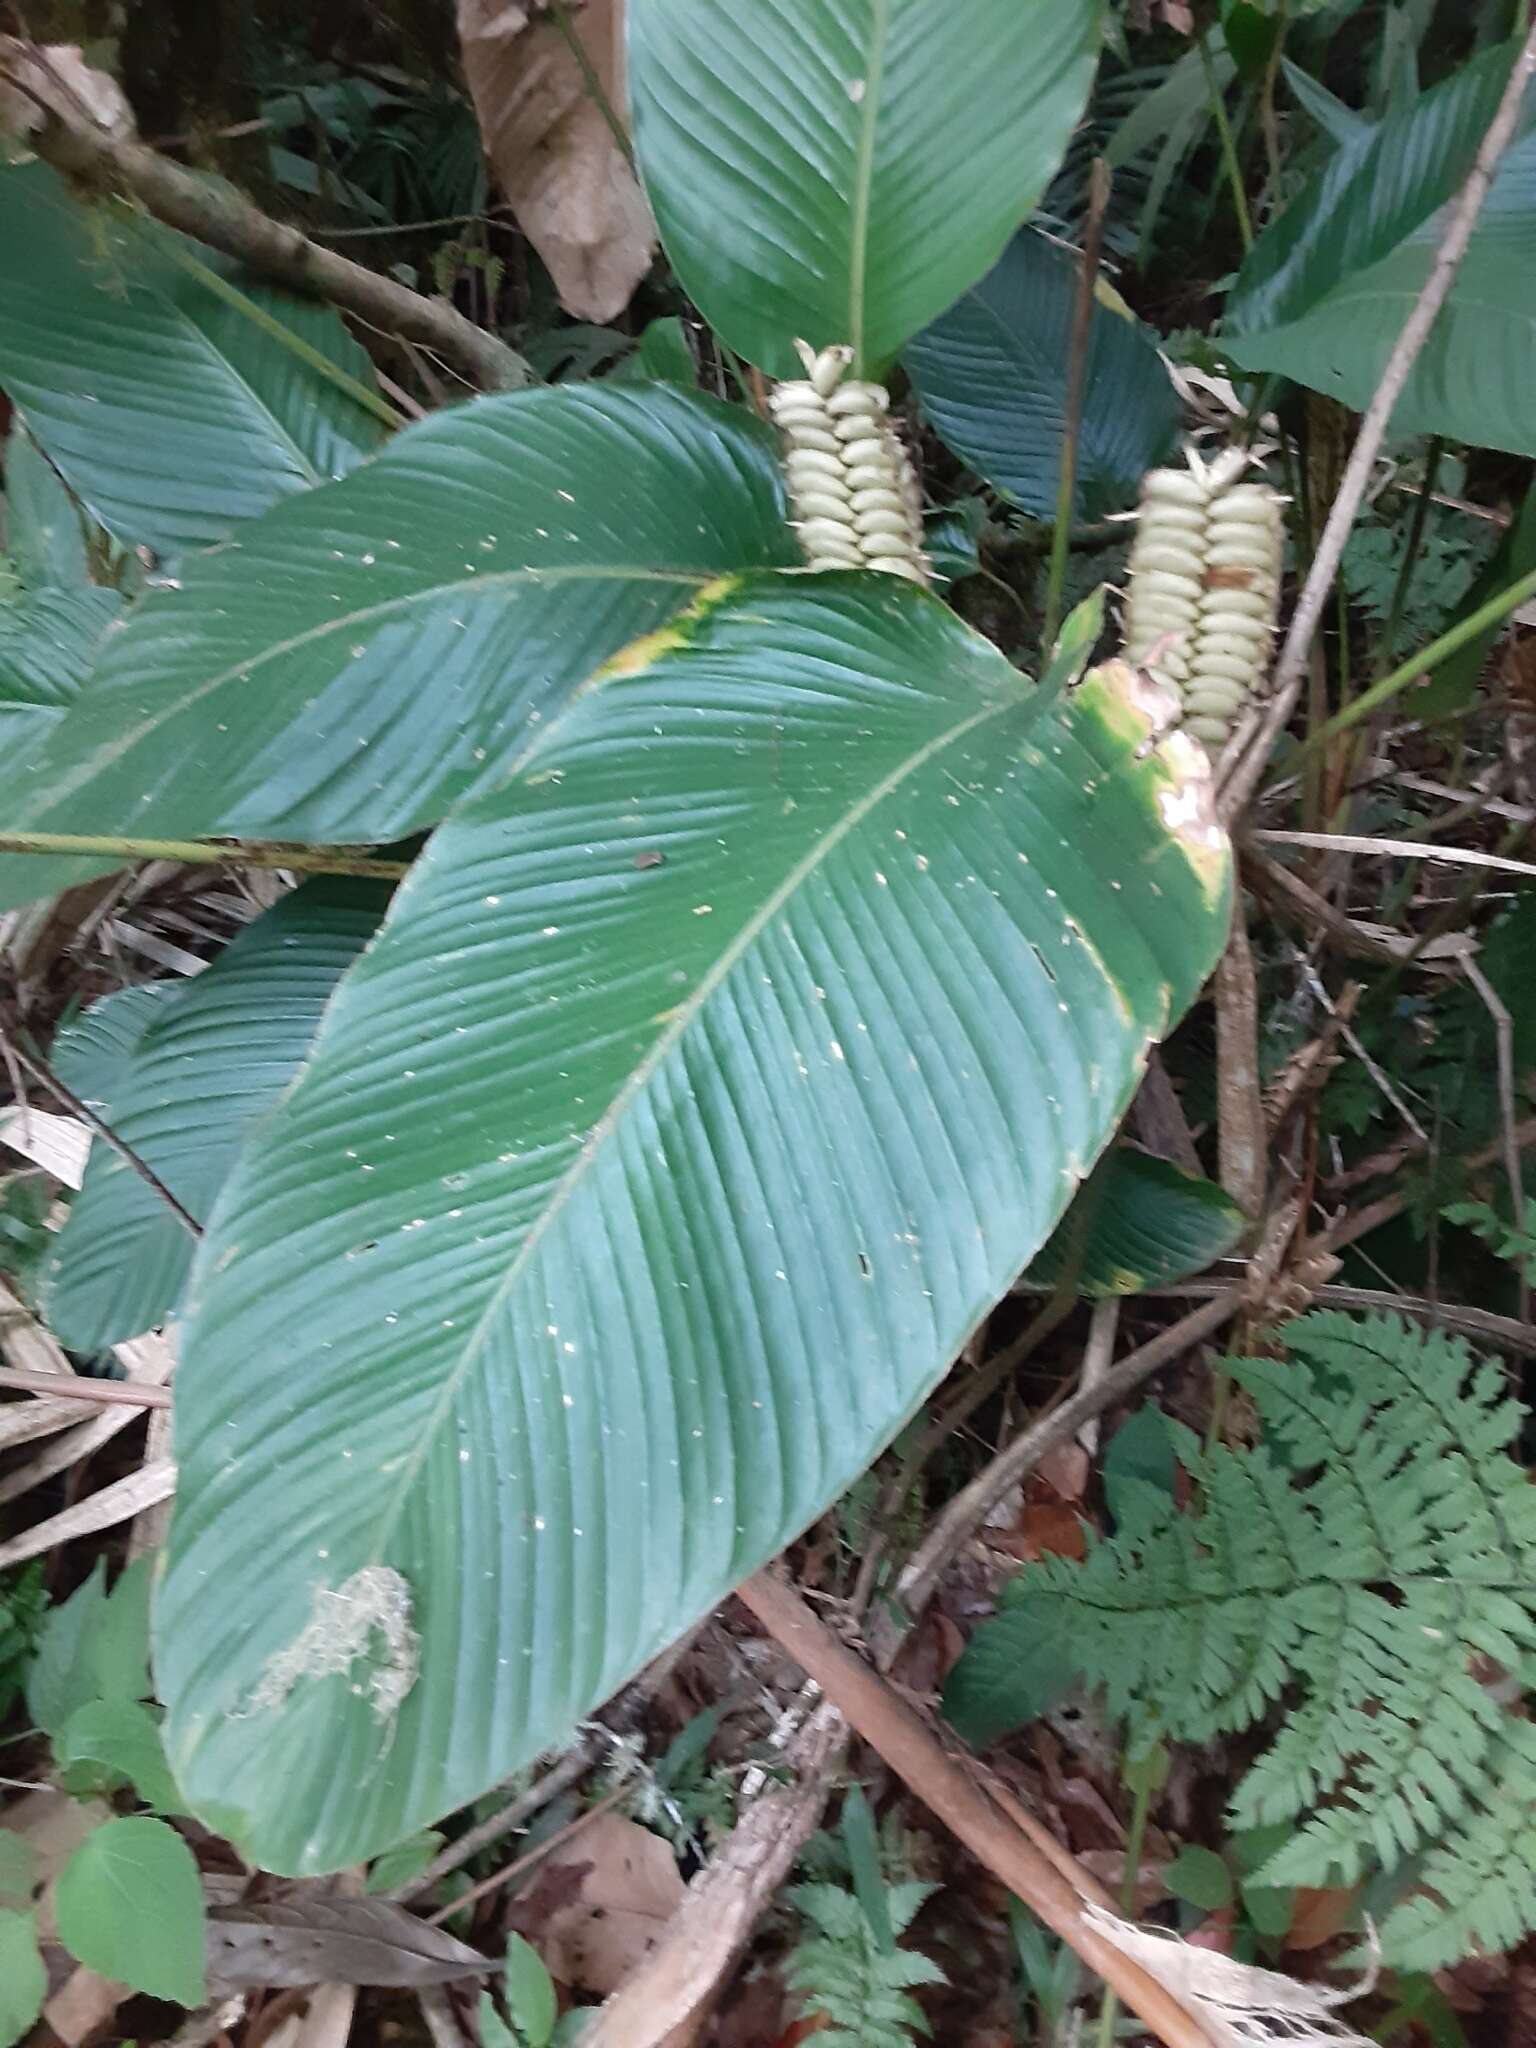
456;0;655;321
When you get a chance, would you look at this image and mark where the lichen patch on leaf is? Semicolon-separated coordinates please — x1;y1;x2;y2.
247;1565;418;1725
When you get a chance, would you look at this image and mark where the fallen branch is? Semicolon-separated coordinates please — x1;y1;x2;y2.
1218;18;1536;822
736;1570;1217;2048
0;36;529;395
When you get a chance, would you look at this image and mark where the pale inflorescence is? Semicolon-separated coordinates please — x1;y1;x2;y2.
769;341;928;582
1123;450;1284;751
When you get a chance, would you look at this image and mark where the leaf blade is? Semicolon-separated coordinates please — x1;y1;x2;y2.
158;575;1229;1873
629;0;1103;376
0;161;388;557
903;232;1181;520
0;383;795;909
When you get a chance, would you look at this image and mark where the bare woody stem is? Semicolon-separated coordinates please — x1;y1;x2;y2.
0;36;529;395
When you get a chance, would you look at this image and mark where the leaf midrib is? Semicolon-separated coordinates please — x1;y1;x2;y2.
366;685;1018;1559
32;565;726;816
15;180;327;492
846;0;891;372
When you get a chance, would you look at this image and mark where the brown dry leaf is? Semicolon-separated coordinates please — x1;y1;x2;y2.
457;0;655;321
0;39;134;146
1284;1886;1359;1954
530;1811;685;1995
208;1895;491;1990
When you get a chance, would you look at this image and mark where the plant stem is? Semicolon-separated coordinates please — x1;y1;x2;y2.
1042;160;1111;651
1288;560;1536;763
1093;1761;1160;2048
0;830;411;879
1199;28;1253;252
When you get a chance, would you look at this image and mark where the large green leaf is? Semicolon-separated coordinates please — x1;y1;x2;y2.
1019;1149;1247;1296
45;880;390;1352
1224;44;1536;454
0;160;388;559
0;586;123;764
3;423;95;588
628;0;1103;378
157;572;1231;1872
0;384;796;911
902;232;1181;521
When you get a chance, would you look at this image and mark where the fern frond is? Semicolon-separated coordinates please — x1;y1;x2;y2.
945;1312;1536;1967
787;1877;944;2048
1444;1196;1536;1283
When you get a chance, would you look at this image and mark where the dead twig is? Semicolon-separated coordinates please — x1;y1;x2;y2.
0;1366;170;1407
1219;20;1536;822
1214;904;1266;1218
897;1292;1243;1615
2;1033;202;1238
1042;160;1111;649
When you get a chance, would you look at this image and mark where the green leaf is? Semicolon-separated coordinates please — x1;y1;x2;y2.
503;1932;558;2048
26;1561;108;1741
479;1994;521;2048
90;1554;154;1705
1019;1150;1248;1295
1225;45;1536;454
0;1909;46;2048
46;880;391;1350
157;575;1230;1873
1101;1405;1185;1525
840;1787;893;1954
51;982;178;1111
54;1817;206;2006
58;1698;183;1813
629;0;1103;378
1165;1845;1234;1912
904;231;1180;522
3;424;94;589
0;1832;35;1905
364;1829;446;1895
0;160;388;559
0;384;795;911
636;318;696;387
0;586;124;767
1279;58;1372;147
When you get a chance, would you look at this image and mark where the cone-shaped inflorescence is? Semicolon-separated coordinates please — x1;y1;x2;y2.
768;342;928;583
1124;450;1284;751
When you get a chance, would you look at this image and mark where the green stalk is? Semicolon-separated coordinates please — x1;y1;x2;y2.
1286;561;1536;766
0;830;409;879
149;228;407;431
1199;29;1254;252
1093;1756;1160;2048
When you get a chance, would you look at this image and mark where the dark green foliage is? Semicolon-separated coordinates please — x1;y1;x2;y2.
945;1313;1536;1968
